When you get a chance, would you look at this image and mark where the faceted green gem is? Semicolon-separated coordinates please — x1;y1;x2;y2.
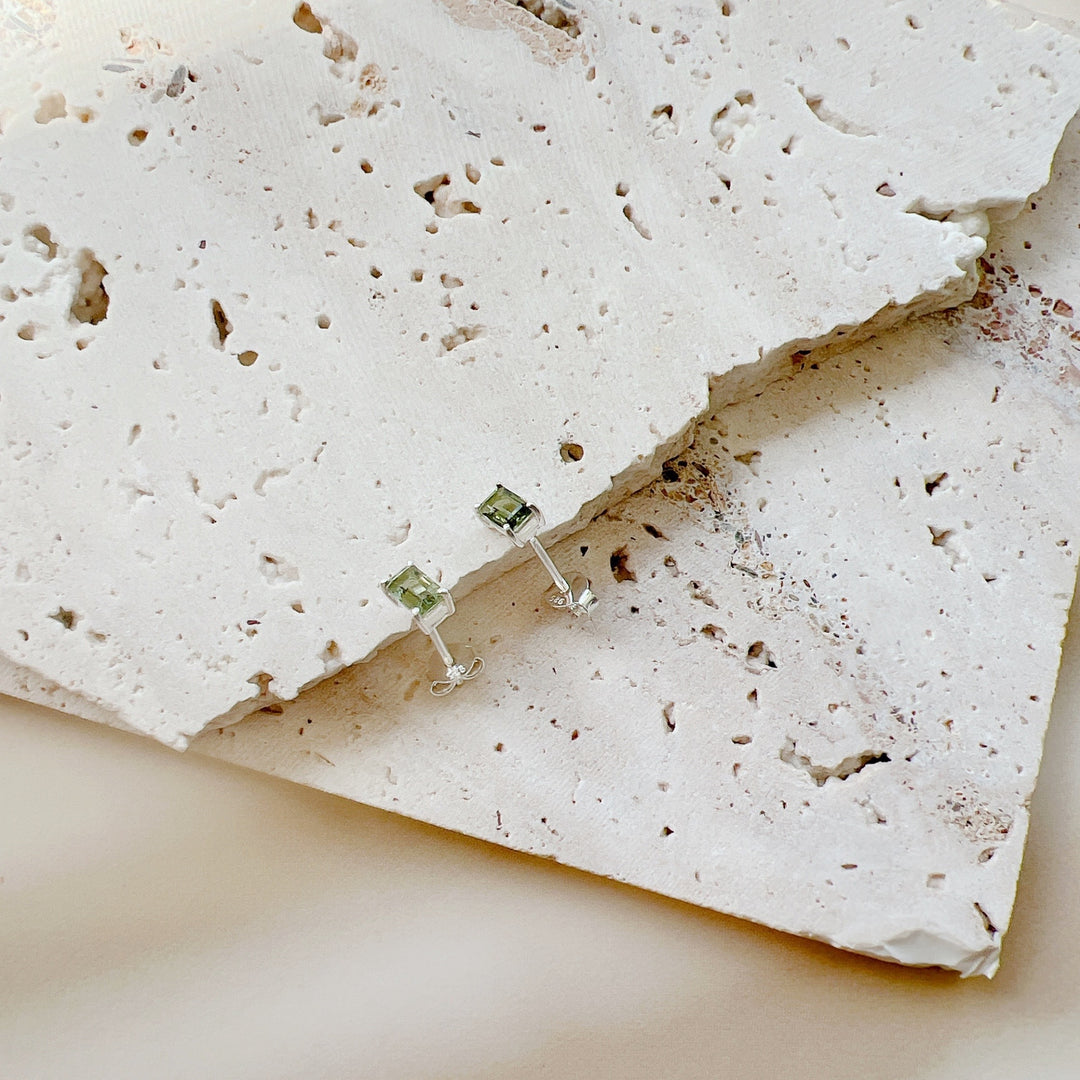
477;484;535;535
382;564;446;618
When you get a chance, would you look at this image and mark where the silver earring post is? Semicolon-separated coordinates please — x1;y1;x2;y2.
381;565;484;695
476;484;598;617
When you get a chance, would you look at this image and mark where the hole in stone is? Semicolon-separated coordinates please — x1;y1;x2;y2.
414;172;450;204
733;449;761;474
211;299;232;347
293;2;323;33
609;546;636;582
248;671;274;697
440;325;484;352
876;182;896;197
70;250;109;324
411;269;424;282
781;741;889;786
622;203;652;240
49;607;78;630
747;640;777;668
317;313;331;329
360;159;373;174
731;734;752;744
34;92;66;124
560;441;584;462
465;163;481;184
238;349;258;367
370;266;382;278
974;902;997;936
128;127;149;146
924;471;947;495
928;524;953;548
16;322;37;341
165;66;187;98
27;224;58;260
797;87;875;137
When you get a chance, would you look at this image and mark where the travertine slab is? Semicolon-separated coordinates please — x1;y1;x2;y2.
188;113;1080;975
2;0;1080;745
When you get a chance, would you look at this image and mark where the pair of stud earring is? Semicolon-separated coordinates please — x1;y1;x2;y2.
380;483;598;696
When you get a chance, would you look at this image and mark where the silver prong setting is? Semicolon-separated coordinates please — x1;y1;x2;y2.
381;564;484;695
477;483;598;617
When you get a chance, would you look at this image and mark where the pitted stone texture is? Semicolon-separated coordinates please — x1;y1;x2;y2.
2;0;1080;745
188;114;1080;975
193;297;1079;976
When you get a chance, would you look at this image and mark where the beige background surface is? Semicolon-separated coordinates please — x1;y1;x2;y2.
0;599;1078;1078
4;1;1080;1076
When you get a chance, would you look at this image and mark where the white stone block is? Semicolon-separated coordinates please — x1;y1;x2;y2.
2;0;1080;747
187;111;1080;975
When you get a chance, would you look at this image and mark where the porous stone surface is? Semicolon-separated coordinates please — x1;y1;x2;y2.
2;0;1080;747
189;112;1080;975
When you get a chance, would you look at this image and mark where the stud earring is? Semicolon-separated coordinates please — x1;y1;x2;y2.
381;564;484;695
476;483;598;617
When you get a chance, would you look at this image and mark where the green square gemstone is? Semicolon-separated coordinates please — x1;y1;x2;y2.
478;485;535;535
382;564;445;618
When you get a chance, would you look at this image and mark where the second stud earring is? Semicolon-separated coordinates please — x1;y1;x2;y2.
477;483;598;617
381;564;484;695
